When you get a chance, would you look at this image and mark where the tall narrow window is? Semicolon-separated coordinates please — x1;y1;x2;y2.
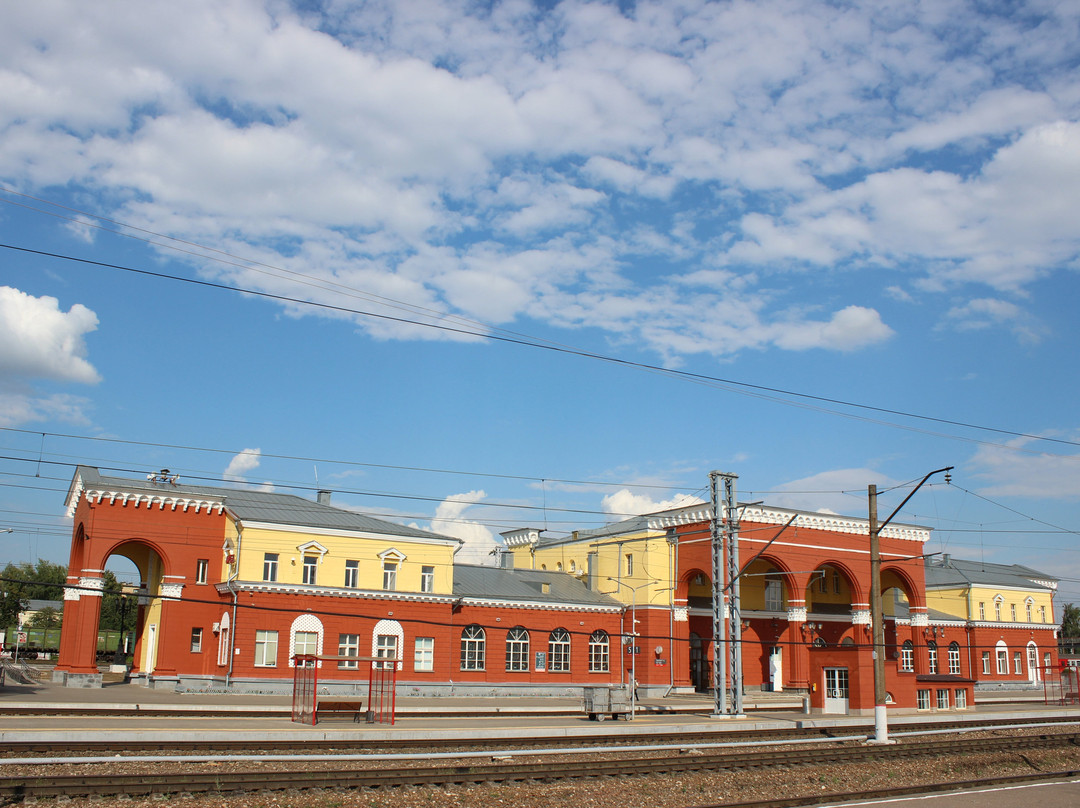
420;565;435;594
589;630;610;672
1010;603;1017;622
263;553;279;582
764;576;784;612
1025;600;1033;622
383;559;398;591
832;571;841;594
982;652;990;674
505;627;530;672
548;628;571;672
414;637;434;672
948;642;961;675
994;598;1002;621
1012;651;1022;674
996;647;1008;674
195;559;208;585
927;641;938;674
900;640;914;672
460;625;485;671
1040;605;1047;623
190;627;203;653
978;602;985;620
625;553;633;576
294;630;318;666
302;556;318;586
254;630;278;667
343;560;358;588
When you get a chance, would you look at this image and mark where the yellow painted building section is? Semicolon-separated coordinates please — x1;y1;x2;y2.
233;524;458;595
928;585;1055;624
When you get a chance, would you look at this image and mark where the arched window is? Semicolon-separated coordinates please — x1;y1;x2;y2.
948;641;961;675
290;613;323;668
1025;598;1034;623
900;640;914;672
589;630;609;672
994;595;1003;622
927;640;938;674
995;640;1009;674
548;628;571;672
460;625;485;671
505;627;529;672
216;612;230;667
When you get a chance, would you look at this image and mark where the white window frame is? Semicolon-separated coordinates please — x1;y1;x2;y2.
927;641;938;675
505;627;530;672
420;565;435;594
948;642;961;675
1013;651;1023;674
254;629;278;667
589;630;610;673
916;689;931;710
996;645;1008;675
460;625;485;671
414;637;434;672
954;688;967;709
263;553;279;582
375;634;398;670
190;627;202;653
936;689;949;710
900;641;914;672
764;576;784;612
344;560;358;589
195;559;208;585
548;627;571;673
337;633;359;669
982;651;990;674
302;556;318;586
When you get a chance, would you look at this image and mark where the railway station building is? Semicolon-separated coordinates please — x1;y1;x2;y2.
53;466;1058;714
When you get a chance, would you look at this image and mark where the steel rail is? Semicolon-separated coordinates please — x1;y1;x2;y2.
1;730;1077;800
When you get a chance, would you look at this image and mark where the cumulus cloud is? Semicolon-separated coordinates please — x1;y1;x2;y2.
2;1;1078;358
969;436;1080;500
429;490;500;565
0;287;101;384
224;448;269;489
943;298;1046;344
601;489;706;517
768;469;899;515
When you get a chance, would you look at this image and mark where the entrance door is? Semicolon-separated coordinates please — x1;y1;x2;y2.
823;667;849;714
769;646;783;692
144;623;158;675
689;633;710;691
1027;645;1039;683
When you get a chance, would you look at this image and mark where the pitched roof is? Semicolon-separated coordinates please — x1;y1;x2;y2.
452;563;622;609
924;556;1056;591
67;466;459;544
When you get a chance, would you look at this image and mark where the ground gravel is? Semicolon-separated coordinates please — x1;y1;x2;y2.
12;735;1080;808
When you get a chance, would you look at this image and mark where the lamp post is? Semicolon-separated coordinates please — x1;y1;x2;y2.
869;466;952;744
607;577;658;721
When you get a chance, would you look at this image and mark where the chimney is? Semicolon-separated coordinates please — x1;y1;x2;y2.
317;490;332;505
941;553;951;567
501;550;514;570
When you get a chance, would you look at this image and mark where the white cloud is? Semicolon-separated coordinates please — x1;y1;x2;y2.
0;392;92;428
943;298;1046;344
0;287;101;384
970;436;1080;500
768;469;897;515
601;489;706;517
429;490;499;565
224;448;262;481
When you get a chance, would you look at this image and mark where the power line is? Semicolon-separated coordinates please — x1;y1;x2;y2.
4;240;1079;454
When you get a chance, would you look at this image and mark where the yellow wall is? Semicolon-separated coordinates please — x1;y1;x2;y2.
236;525;457;595
928;585;1055;624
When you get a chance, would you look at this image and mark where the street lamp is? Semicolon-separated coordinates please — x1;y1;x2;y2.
607;577;658;721
869;466;952;744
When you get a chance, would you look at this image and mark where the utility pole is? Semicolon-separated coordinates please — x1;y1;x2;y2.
710;471;742;717
868;466;952;744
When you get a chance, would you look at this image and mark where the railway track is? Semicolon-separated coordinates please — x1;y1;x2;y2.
1;729;1078;800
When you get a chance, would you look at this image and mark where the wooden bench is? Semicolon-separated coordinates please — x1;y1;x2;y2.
316;699;365;723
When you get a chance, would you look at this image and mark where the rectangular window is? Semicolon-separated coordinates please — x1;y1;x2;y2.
916;689;931;710
982;651;991;674
1010;604;1017;622
420;565;435;594
764;578;784;612
195;559;208;585
344;560;359;589
302;556;318;586
996;649;1008;674
1013;651;1023;674
994;601;1002;621
294;630;319;663
936;689;949;710
376;634;398;669
338;633;359;669
263;553;279;582
1044;652;1052;669
927;643;938;675
1026;602;1032;622
978;602;985;620
818;572;828;594
414;637;434;672
190;627;203;653
383;560;398;591
954;689;967;709
1041;605;1047;623
254;630;278;667
832;572;841;595
900;644;914;672
625;553;633;576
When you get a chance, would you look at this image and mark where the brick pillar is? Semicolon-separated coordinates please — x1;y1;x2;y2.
54;573;104;684
787;603;810;691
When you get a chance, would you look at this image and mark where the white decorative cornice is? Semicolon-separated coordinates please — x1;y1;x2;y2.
642;502;929;543
910;612;929;627
78;576;104;597
78;487;226;516
159;583;184;600
217;581;457;605
851;609;871;626
787;606;808;623
241;520;460;546
297;540;328;557
501;527;542;547
673;606;688;623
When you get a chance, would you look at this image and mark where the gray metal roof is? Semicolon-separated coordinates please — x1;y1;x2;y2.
452;564;622;608
924;556;1056;591
69;466;459;544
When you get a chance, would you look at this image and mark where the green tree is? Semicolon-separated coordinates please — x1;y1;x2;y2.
27;606;62;630
1061;603;1080;651
1;559;68;629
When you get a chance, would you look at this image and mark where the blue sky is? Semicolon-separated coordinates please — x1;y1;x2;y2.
1;1;1079;605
